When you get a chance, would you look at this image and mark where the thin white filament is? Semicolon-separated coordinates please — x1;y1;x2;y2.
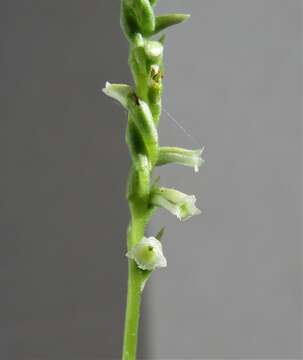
163;107;202;148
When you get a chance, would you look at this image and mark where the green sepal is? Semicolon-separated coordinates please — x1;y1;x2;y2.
154;13;190;35
126;161;150;201
126;120;147;167
125;119;152;200
129;38;148;100
128;97;159;167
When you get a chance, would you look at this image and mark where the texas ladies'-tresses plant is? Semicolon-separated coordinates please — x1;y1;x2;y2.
103;1;204;359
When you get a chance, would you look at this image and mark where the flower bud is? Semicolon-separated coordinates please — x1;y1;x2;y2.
154;13;190;35
157;146;205;172
120;2;139;41
133;0;155;36
121;0;155;39
126;236;167;271
144;40;163;63
151;187;201;221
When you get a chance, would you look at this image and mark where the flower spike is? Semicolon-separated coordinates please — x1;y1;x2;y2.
104;0;203;357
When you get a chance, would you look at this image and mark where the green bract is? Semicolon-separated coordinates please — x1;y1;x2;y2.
103;1;203;359
154;13;191;35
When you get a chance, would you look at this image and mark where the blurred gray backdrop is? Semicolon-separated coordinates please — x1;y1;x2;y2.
149;1;302;359
1;1;301;359
1;1;140;359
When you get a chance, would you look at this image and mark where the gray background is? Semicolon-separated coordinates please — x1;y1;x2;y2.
0;1;301;359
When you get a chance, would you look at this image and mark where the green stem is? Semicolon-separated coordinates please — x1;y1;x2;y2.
122;211;150;360
122;260;143;360
113;2;193;359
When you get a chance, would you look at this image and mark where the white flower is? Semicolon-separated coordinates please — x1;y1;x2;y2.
151;187;201;221
102;82;132;109
157;146;205;173
126;237;167;271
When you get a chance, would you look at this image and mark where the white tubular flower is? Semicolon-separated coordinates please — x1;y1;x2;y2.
126;237;167;271
102;82;132;109
157;146;205;173
151;187;201;221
